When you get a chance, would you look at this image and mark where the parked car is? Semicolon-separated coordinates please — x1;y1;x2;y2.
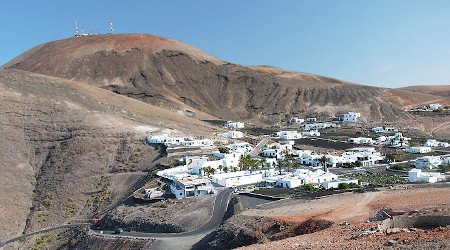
114;228;124;234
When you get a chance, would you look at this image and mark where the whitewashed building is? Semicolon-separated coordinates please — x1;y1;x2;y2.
191;152;243;175
323;179;359;189
296;169;338;184
224;121;245;129
306;117;317;122
221;130;244;139
227;142;253;154
169;174;214;199
299;130;321;137
371;127;385;133
274;130;302;140
348;137;374;144
276;177;303;188
408;169;445;183
405;146;432;154
302;123;339;131
424;139;449;148
412;156;443;169
180;139;214;147
146;134;185;145
212;171;263;187
429;103;442;110
290;117;305;124
343;112;361;123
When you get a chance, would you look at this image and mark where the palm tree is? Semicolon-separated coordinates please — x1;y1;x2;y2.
223;166;228;173
218;165;223;173
320;155;328;172
277;158;283;175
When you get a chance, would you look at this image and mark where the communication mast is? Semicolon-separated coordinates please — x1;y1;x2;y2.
109;21;114;34
74;21;79;36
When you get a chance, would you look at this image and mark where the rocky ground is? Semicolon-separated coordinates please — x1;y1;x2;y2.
193;184;450;250
0;69;219;244
101;195;215;233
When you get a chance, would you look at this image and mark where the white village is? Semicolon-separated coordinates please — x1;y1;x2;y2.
143;110;450;200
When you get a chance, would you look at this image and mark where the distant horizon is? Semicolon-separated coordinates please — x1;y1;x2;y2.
1;1;450;88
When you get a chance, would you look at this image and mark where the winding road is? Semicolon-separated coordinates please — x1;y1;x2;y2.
90;187;234;249
2;188;233;249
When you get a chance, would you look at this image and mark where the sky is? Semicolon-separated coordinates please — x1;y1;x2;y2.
1;0;450;88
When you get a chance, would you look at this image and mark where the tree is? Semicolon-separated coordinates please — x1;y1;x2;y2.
218;147;230;154
223;166;228;173
386;154;397;163
239;155;258;171
320;155;329;172
276;158;285;175
218;165;223;173
355;161;362;168
433;107;444;113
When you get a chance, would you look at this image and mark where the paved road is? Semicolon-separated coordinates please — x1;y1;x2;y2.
91;188;232;237
2;188;233;249
1;223;90;246
249;137;270;157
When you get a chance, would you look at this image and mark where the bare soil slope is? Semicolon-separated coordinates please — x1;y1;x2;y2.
0;69;218;239
400;85;450;98
5;34;448;124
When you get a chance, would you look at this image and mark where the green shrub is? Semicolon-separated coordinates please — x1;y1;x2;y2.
338;182;350;189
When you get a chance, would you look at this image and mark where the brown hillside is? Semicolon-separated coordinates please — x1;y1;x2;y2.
0;69;219;239
400;85;450;98
4;34;449;125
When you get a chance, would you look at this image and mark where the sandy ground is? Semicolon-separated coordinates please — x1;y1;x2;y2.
243;186;450;224
239;185;450;250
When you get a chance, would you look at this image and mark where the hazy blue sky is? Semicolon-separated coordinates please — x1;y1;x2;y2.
1;0;449;87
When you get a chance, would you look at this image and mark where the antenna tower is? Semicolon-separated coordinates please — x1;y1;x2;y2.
109;21;114;34
74;21;79;36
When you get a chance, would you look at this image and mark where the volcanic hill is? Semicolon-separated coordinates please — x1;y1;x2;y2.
4;34;449;127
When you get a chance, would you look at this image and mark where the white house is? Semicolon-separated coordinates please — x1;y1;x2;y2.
302;123;339;131
180;139;214;147
306;117;317;122
227;142;253;154
296;169;338;184
343;112;361;123
290;117;305;124
276;177;303;188
221;130;244;139
300;130;321;137
408;169;445;183
277;130;301;140
424;139;449;148
384;132;410;147
191;152;243;175
371;127;385;133
429;103;442;111
169;174;214;199
444;157;450;165
405;146;432;154
224;121;245;129
348;137;374;144
262;149;282;158
212;171;263;187
412;156;443;169
323;179;359;189
146;134;185;145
